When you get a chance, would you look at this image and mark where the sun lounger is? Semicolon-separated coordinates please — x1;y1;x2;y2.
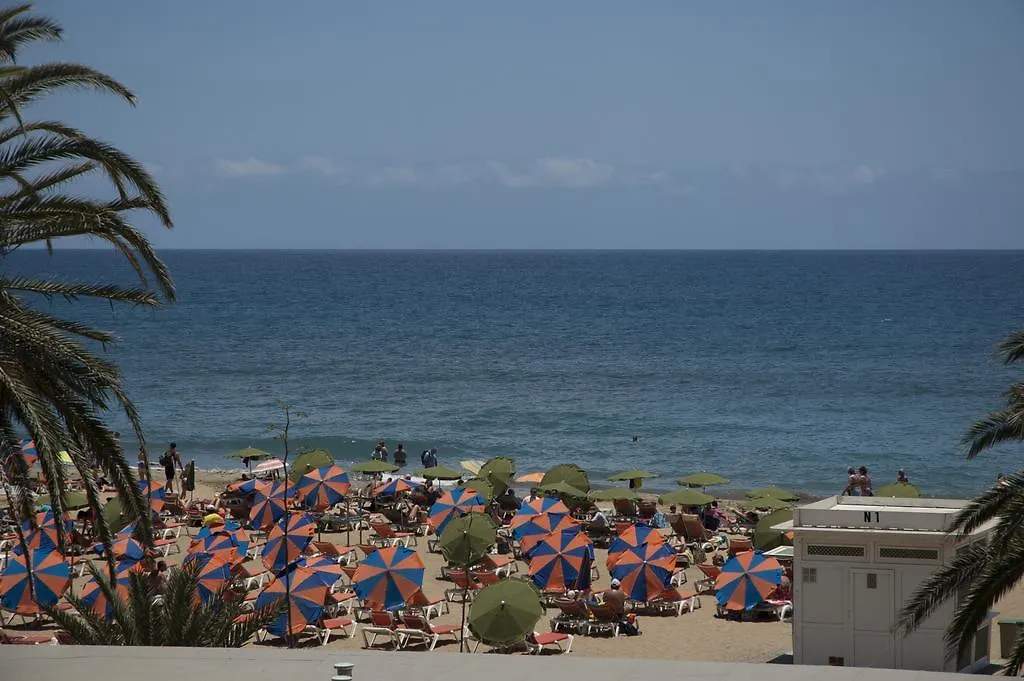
695;564;721;594
357;543;378;558
611;499;638;520
444;570;486;603
669;566;688;586
549;599;589;633
369;522;416;548
310;616;357;645
152;520;185;540
645;588;701;616
151;537;180;557
338;564;358;587
308;541;357;566
361;610;404;649
728;537;753;555
326;590;357;616
526;631;573;655
404;590;449;619
583;603;620;637
396;612;464;650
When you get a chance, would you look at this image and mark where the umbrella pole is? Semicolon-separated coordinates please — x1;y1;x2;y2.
459;512;472;653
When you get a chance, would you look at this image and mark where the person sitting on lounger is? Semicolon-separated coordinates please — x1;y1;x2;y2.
603;578;627;616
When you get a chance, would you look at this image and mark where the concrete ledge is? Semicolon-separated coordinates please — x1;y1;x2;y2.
3;646;976;681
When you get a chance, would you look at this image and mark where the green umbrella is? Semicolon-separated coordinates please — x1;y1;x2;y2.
459;477;494;501
608;470;658;482
36;490;89;510
288;448;335;482
677;472;729;488
225;446;271;461
588;488;641;501
875;482;921;498
741;495;793;512
350;459;400;474
439;512;497;568
478;456;516;495
101;497;131;532
414;465;463;481
541;464;590;494
468;579;543;646
539;480;586;497
745;486;800;502
658;489;714;506
753;509;794;551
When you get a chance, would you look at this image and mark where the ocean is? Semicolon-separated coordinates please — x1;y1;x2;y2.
11;249;1024;498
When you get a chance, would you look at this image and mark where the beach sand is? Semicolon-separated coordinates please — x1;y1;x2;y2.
9;470;1024;664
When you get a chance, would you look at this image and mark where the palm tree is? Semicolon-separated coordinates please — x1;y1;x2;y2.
899;330;1024;673
46;564;284;646
0;3;173;564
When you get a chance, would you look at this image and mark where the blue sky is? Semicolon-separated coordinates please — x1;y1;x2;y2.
32;1;1024;248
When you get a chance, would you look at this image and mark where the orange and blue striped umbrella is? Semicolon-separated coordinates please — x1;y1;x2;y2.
372;478;416;498
609;541;677;602
297;465;350;510
225;478;267;496
189;523;250;565
262;512;315;574
182;552;232;605
0;547;70;614
80;561;144;619
428;487;487;535
256;563;330;637
529;526;594;592
715;550;784;611
93;536;146;562
295;554;344;588
518;497;570;517
18;510;73;552
3;438;37;478
137;478;167;513
249;480;295;529
606;524;667;570
516;513;578;558
353;545;425;611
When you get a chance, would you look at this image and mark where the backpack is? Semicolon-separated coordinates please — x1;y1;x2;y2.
421;450;430;466
159;451;171;467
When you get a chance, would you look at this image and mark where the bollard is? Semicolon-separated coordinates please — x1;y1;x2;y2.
332;662;354;681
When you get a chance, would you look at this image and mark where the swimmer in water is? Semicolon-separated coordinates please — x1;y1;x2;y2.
631;435;639;443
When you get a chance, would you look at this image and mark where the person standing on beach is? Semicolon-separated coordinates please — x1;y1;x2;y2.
160;443;182;494
858;466;873;496
137;446;148;481
843;467;862;496
393;443;407;467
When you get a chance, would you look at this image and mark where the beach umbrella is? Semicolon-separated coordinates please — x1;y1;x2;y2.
349;459;399;474
256;563;330;638
263;512;316;574
95;536;146;562
608;469;658;482
372;478;416;498
414;465;463;481
137;478;167;513
225;478;267;496
353;545;425;612
517;497;570;517
0;547;71;614
225;447;271;474
539;480;586;498
746;486;800;502
182;553;232;605
439;512;496;569
541;464;590;494
35;490;89;511
516;514;579;558
468;578;543;647
478;456;516;494
249;480;295;529
753;509;795;551
742;495;793;512
609;541;677;602
459;477;494;501
428;487;488;536
875;482;921;498
19;510;73;551
80;561;144;619
253;458;285;476
716;550;784;611
297;465;350;510
2;438;37;478
588;488;641;501
288;449;334;483
678;472;729;488
295;554;344;588
606;524;667;570
515;472;545;485
189;523;250;565
659;489;715;507
529;526;594;592
460;460;483;476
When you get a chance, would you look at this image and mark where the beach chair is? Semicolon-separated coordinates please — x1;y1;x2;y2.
637;500;657;520
151;537;180;557
369;522;416;548
444;570;486;603
728;511;758;536
695;564;721;594
309;616;357;645
361;610;404;650
153;519;186;540
583;604;620;637
479;553;517;577
670;566;688;587
404;589;449;619
645;588;701;617
308;541;357;566
611;499;638;519
338;564;359;587
396;612;464;650
728;537;753;556
235;563;268;591
326;590;357;616
549;599;589;633
357;543;378;559
526;631;573;655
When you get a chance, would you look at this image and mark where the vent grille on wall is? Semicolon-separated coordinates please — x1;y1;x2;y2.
878;547;939;560
806;544;865;557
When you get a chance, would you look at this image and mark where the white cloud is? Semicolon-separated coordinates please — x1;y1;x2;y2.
487;157;615;188
296;155;347;177
214;157;287;177
364;165;423;186
849;165;877;186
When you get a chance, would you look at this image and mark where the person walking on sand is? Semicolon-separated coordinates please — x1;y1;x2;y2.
160;443;182;494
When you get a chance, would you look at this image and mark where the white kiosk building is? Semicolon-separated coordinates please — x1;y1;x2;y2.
778;496;995;672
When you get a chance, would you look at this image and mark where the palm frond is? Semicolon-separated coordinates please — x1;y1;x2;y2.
998;331;1024;365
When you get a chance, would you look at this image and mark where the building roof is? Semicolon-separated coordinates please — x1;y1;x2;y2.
775;495;994;537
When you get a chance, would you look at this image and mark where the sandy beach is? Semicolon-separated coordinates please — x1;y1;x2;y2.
7;469;1023;664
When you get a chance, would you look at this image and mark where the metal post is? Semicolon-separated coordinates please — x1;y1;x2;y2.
332;662;354;681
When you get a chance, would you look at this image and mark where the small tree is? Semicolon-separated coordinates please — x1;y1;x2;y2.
266;400;305;647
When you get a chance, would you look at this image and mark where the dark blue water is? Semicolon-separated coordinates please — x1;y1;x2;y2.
11;250;1024;497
